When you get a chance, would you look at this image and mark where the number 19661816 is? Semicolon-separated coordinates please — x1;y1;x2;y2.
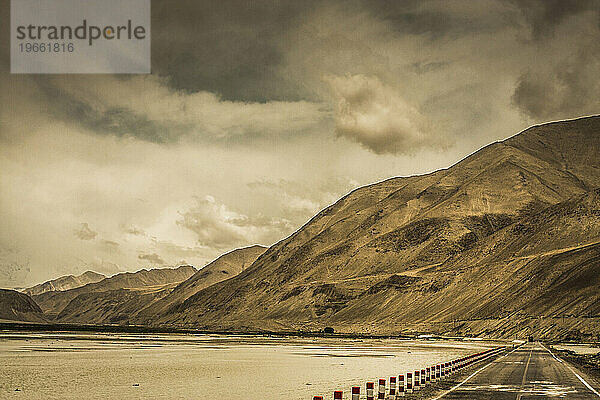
19;42;74;52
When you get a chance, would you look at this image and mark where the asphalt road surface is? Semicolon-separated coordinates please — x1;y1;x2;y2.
432;343;600;399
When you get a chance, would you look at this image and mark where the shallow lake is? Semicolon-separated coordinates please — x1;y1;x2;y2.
0;332;506;399
552;343;600;355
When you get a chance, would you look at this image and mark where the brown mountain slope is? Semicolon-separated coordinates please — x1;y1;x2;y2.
24;271;105;296
56;286;169;325
33;266;196;317
326;188;600;335
59;246;267;325
0;289;46;322
134;245;267;321
155;116;600;338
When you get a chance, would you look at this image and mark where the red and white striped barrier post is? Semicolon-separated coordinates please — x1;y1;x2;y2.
421;369;426;386
436;364;441;380
406;373;413;394
367;382;375;400
431;365;436;382
398;375;405;397
334;391;343;400
441;363;446;379
378;378;386;399
414;370;420;390
389;376;396;398
352;386;360;400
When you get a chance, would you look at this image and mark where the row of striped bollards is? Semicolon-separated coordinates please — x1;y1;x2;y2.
312;346;506;399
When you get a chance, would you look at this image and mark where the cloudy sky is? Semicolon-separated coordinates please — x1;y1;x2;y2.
1;0;599;287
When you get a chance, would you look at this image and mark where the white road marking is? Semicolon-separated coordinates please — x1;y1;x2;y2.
567;368;600;398
540;342;600;398
516;349;533;400
460;383;577;396
539;343;563;363
431;347;518;400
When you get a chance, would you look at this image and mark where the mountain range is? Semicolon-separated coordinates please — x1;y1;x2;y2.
32;265;197;320
6;116;599;340
23;271;105;296
11;246;267;325
153;116;600;340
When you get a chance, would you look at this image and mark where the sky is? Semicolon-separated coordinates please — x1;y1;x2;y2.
1;0;599;287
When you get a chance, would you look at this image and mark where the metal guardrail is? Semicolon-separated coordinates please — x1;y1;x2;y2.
311;346;509;399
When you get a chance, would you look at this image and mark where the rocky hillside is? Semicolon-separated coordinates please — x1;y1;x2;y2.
58;246;266;325
0;289;46;322
135;245;267;321
33;266;196;318
56;286;168;325
24;271;105;296
153;116;600;340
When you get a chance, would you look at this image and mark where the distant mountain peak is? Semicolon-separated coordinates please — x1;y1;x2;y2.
24;270;106;296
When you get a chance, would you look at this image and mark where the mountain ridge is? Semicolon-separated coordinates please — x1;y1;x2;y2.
148;116;600;339
33;265;197;317
54;246;267;325
0;289;46;323
135;245;267;321
24;271;106;296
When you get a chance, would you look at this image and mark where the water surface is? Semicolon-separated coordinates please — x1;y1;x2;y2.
0;332;504;399
552;343;600;355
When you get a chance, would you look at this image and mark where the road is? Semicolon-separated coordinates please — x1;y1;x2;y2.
433;343;600;399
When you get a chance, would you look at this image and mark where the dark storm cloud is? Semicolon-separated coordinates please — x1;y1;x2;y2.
410;61;449;75
509;2;600;120
138;252;166;265
33;78;188;144
28;76;325;146
151;0;320;102
512;61;600;121
368;1;516;39
84;108;185;144
507;0;600;39
149;0;517;102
